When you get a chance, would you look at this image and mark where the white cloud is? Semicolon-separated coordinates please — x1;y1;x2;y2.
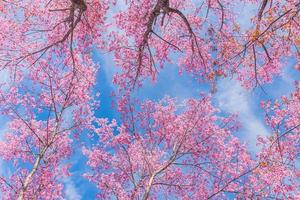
236;2;257;32
0;68;11;91
64;178;81;200
101;53;120;85
61;106;74;128
0;119;8;140
280;64;298;93
217;78;269;152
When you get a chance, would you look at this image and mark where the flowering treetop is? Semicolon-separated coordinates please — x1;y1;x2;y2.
0;0;299;199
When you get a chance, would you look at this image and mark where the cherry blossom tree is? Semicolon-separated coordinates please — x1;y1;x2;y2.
0;0;108;199
83;96;256;199
109;0;300;91
0;0;299;199
249;82;300;199
83;88;300;199
0;36;98;199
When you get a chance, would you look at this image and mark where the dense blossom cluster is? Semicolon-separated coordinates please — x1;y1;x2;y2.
252;82;300;199
0;0;299;199
83;97;255;199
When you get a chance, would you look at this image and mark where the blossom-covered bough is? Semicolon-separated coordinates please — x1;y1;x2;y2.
83;97;255;199
0;0;299;199
84;88;300;199
0;0;108;199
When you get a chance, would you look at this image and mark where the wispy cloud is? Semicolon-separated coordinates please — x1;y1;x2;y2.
216;78;269;152
64;178;81;200
0;68;11;91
